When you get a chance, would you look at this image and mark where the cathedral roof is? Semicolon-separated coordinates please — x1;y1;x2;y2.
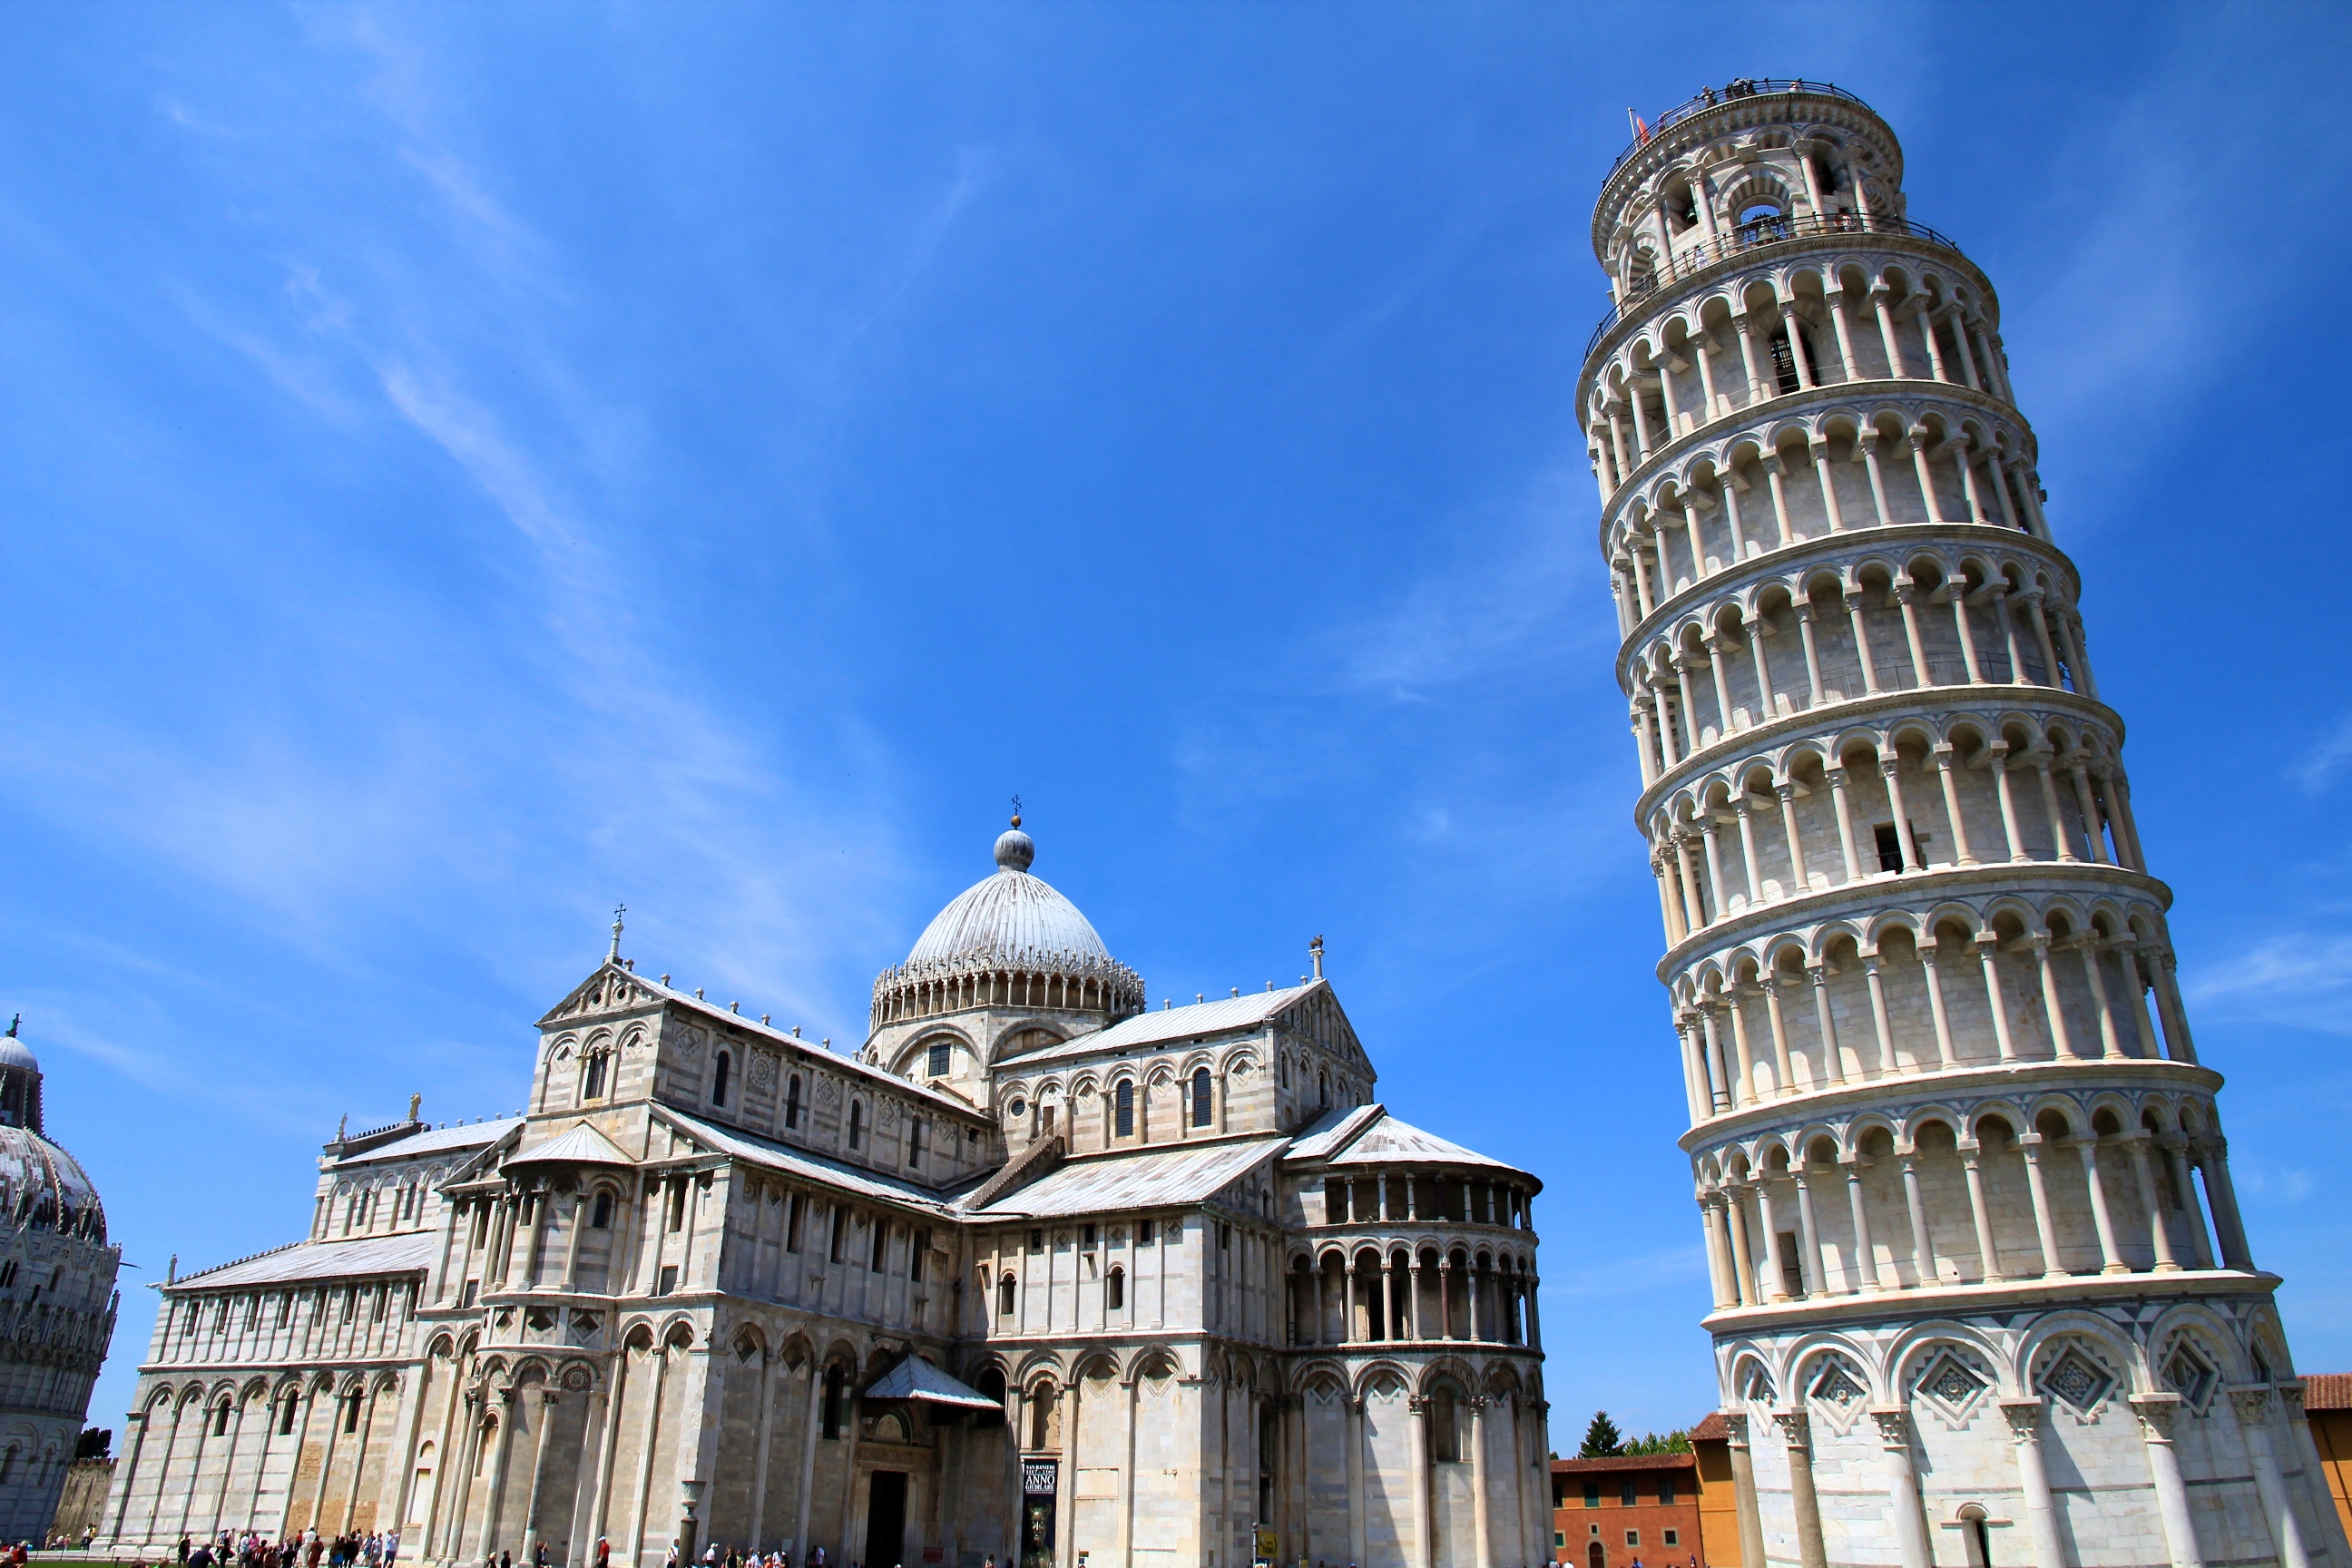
1284;1103;1532;1181
1004;982;1318;1064
904;828;1113;970
331;1117;524;1167
963;1135;1284;1218
509;1120;636;1168
173;1230;438;1290
658;1108;960;1213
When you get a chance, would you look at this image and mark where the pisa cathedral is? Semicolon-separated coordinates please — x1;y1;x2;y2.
103;823;1548;1568
1586;80;2346;1568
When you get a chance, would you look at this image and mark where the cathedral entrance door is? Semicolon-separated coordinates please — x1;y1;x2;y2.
864;1472;907;1568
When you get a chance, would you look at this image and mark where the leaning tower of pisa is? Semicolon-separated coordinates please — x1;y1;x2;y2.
1579;82;2347;1568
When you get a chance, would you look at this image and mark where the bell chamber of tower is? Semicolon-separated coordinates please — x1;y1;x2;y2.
1580;81;2345;1568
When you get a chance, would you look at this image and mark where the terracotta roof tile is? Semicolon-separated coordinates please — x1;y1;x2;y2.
1551;1453;1698;1474
2302;1373;2352;1411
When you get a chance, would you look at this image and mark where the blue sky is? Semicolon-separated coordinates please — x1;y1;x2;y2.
5;3;2350;1448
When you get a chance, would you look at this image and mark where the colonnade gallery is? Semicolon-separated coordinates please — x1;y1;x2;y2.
109;825;1548;1568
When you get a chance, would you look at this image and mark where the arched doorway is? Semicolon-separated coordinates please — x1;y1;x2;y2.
1588;1542;1607;1568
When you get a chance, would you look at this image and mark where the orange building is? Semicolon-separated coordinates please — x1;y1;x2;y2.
2308;1374;2352;1545
1551;1452;1707;1568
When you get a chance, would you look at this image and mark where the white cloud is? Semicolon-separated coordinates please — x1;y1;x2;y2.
2290;711;2352;794
2182;933;2352;1035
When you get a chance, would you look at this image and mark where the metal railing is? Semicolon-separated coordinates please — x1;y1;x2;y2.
1610;78;1874;172
1580;211;1966;365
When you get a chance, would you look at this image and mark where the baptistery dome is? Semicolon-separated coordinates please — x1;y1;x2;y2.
0;1018;120;1544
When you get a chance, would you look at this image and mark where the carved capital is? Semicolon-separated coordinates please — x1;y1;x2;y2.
1868;1406;1911;1447
2129;1392;2181;1442
2230;1387;2274;1426
1720;1409;1749;1448
1769;1407;1810;1449
1998;1396;2044;1443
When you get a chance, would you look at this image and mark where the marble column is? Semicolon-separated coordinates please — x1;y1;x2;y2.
2127;1393;2204;1568
1870;1407;1934;1568
2000;1398;2066;1568
1772;1409;1828;1568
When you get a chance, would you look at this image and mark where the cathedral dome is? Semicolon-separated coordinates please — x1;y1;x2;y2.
871;819;1145;1030
905;829;1112;968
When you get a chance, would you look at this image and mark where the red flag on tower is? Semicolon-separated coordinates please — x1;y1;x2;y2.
1627;107;1651;143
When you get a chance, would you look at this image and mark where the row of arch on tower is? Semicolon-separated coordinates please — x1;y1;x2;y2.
1690;1083;2249;1308
1283;1241;1539;1350
1648;705;2141;944
1628;551;2097;796
1665;886;2198;1126
1586;250;2012;505
1606;393;2048;637
1598;112;1900;307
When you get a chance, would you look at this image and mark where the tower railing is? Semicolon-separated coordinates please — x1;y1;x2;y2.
1581;212;1965;364
1608;79;1875;172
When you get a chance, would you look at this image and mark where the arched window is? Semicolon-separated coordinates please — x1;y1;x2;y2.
907;1118;926;1170
1114;1081;1134;1138
591;1191;613;1230
785;1074;803;1130
848;1101;864;1150
711;1052;731;1108
1191;1068;1212;1128
998;1273;1016;1317
343;1392;363;1433
1030;1386;1054;1450
213;1404;230;1436
1106;1266;1125;1311
1432;1387;1460;1462
278;1396;298;1436
582;1053;608;1102
1318;1071;1329;1107
821;1366;845;1440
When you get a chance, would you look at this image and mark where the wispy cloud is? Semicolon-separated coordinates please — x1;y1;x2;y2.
2291;711;2352;794
2183;933;2352;1034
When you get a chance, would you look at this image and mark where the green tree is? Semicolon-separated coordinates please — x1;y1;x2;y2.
1623;1428;1691;1455
1578;1410;1624;1458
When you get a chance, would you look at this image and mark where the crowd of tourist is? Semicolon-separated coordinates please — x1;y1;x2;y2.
148;1527;402;1568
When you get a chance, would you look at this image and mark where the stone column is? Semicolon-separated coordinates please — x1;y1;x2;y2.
1115;1375;1138;1568
2123;1135;2181;1271
1772;1409;1828;1568
1960;1142;2002;1283
516;1388;562;1567
2076;1135;2128;1273
2019;1133;2067;1278
1469;1396;1494;1568
476;1388;519;1560
747;1357;780;1550
1055;1382;1080;1568
108;1409;149;1544
627;1348;670;1568
2000;1398;2066;1568
2234;1387;2313;1568
1870;1407;1934;1568
1408;1396;1434;1568
1792;1168;1826;1297
1723;1411;1767;1568
1347;1395;1367;1568
2127;1393;2204;1568
587;1354;632;1565
1844;1160;1882;1292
